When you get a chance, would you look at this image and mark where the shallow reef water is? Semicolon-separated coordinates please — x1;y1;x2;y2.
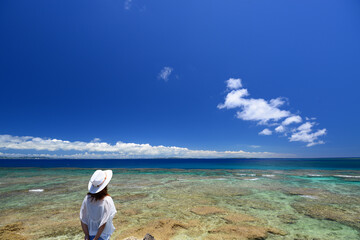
0;168;360;240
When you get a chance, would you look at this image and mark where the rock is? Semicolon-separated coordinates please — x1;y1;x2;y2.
122;237;139;240
293;234;323;240
292;202;360;230
122;233;156;240
285;187;360;205
190;206;226;216
113;193;149;202
119;218;199;240
207;223;286;240
121;208;142;216
0;222;27;240
285;188;324;196
278;214;299;224
222;213;258;224
200;186;253;197
40;225;82;238
267;227;287;236
146;202;161;209
0;222;24;232
235;199;278;211
143;233;156;240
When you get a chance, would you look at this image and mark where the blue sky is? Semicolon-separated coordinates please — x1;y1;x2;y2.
0;0;359;158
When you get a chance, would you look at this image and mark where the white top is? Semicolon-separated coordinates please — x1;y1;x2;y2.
80;195;117;240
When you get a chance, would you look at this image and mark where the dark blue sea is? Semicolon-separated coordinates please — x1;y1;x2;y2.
1;158;359;170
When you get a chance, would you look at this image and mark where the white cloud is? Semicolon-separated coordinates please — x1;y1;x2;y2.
297;122;313;132
236;98;290;124
218;77;327;146
275;125;285;133
259;129;272;135
269;98;286;108
124;0;133;10
249;145;260;148
218;89;290;124
226;78;242;90
217;89;249;109
282;115;302;126
0;134;292;158
289;122;327;147
158;67;173;82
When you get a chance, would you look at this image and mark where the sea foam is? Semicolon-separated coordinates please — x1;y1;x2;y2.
300;195;318;199
29;189;44;192
244;178;259;181
334;175;360;178
237;173;256;176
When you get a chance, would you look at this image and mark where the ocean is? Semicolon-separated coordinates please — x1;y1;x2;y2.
0;158;360;240
1;158;360;169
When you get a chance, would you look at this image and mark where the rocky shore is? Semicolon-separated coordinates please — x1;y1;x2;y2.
1;168;360;240
123;233;156;240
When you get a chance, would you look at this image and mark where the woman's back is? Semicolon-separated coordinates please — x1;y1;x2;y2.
81;195;116;240
80;170;116;240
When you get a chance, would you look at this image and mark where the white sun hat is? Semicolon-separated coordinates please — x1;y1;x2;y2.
88;170;113;194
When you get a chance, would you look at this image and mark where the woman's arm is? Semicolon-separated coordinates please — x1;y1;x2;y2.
93;223;106;240
81;221;90;240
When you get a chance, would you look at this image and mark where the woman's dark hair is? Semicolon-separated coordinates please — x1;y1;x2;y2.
87;186;110;202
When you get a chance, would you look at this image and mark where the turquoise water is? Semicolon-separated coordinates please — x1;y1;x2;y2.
0;166;360;240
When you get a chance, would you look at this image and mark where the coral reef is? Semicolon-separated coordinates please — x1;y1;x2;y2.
190;206;227;216
292;202;360;230
0;222;27;240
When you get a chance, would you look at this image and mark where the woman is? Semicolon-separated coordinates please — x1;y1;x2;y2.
80;170;117;240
